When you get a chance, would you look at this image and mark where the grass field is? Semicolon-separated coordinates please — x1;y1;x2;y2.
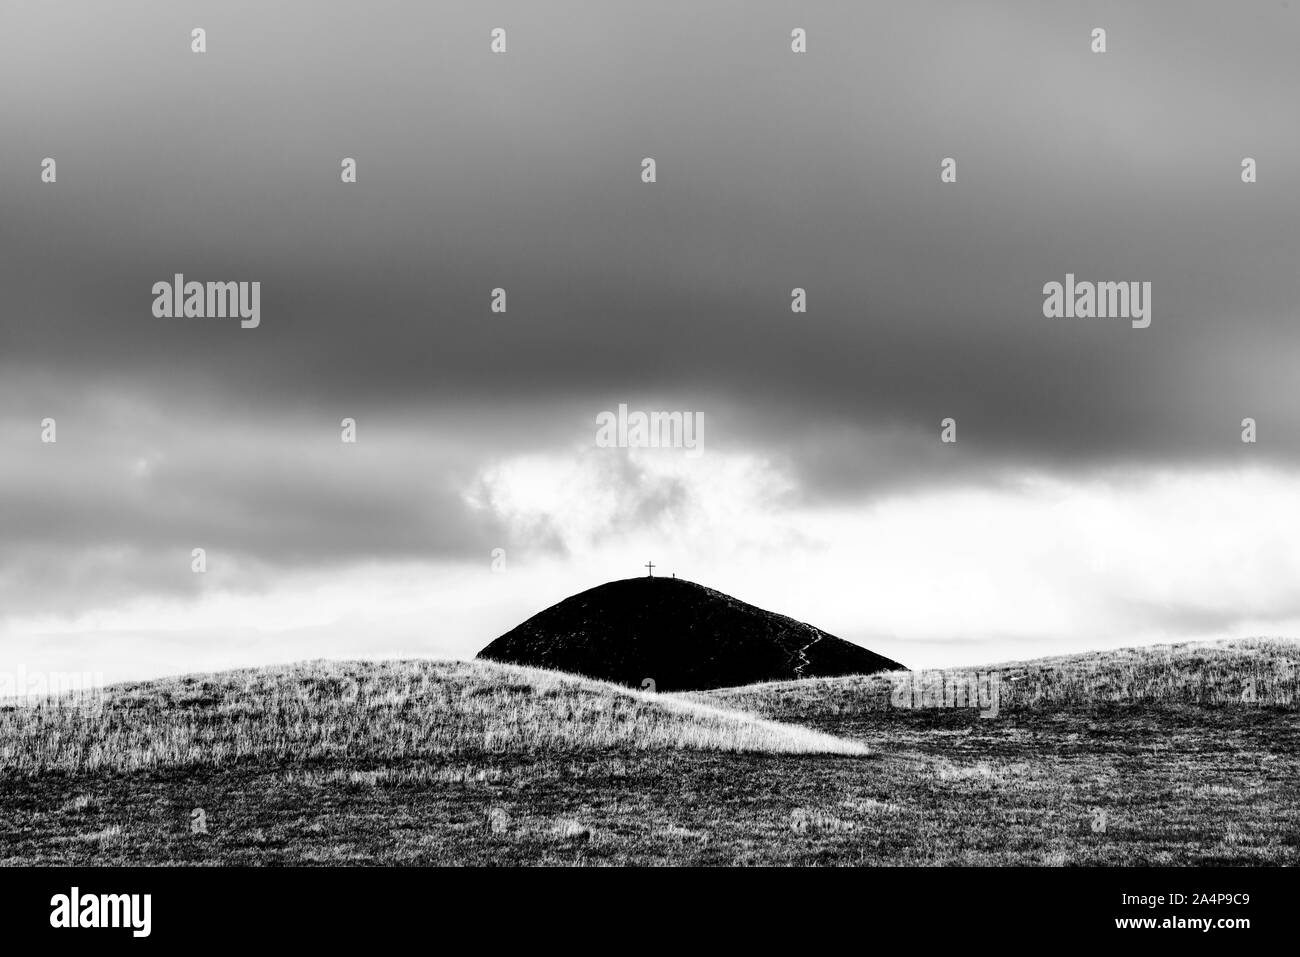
0;659;864;776
1;639;1297;865
697;637;1300;722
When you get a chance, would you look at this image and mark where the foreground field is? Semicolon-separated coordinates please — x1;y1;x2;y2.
1;640;1297;865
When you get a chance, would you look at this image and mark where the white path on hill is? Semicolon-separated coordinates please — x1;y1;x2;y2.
792;633;823;679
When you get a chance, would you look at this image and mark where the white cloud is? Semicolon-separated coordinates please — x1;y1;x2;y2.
4;446;1299;683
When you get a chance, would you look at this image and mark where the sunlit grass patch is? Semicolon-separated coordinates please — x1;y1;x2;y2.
0;658;867;776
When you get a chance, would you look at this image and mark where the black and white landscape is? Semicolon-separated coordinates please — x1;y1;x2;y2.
2;1;1299;872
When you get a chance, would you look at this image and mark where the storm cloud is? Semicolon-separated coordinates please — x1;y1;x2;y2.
1;1;1297;675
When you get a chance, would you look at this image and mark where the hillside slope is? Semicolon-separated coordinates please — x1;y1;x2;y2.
478;576;904;691
2;642;1297;866
695;637;1300;721
0;658;865;776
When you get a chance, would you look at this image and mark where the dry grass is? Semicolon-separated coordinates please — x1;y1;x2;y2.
696;637;1300;719
2;639;1296;865
0;658;866;776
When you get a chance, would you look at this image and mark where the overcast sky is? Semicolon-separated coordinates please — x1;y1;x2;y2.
2;1;1298;684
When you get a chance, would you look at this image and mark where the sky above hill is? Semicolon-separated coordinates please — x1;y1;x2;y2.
2;1;1298;683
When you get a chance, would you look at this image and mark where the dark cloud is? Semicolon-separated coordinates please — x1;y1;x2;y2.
1;1;1298;615
3;3;1297;446
0;381;518;614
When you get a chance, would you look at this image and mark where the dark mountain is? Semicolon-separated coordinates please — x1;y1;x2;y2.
477;576;906;691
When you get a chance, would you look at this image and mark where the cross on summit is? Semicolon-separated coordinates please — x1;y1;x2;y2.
645;561;655;577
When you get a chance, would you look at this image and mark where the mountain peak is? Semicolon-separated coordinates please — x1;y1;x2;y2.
477;576;905;691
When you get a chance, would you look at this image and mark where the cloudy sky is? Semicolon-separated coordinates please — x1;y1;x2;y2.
2;1;1298;684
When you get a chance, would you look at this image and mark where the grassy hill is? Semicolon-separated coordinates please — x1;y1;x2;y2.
1;639;1297;865
0;659;864;777
696;637;1300;726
